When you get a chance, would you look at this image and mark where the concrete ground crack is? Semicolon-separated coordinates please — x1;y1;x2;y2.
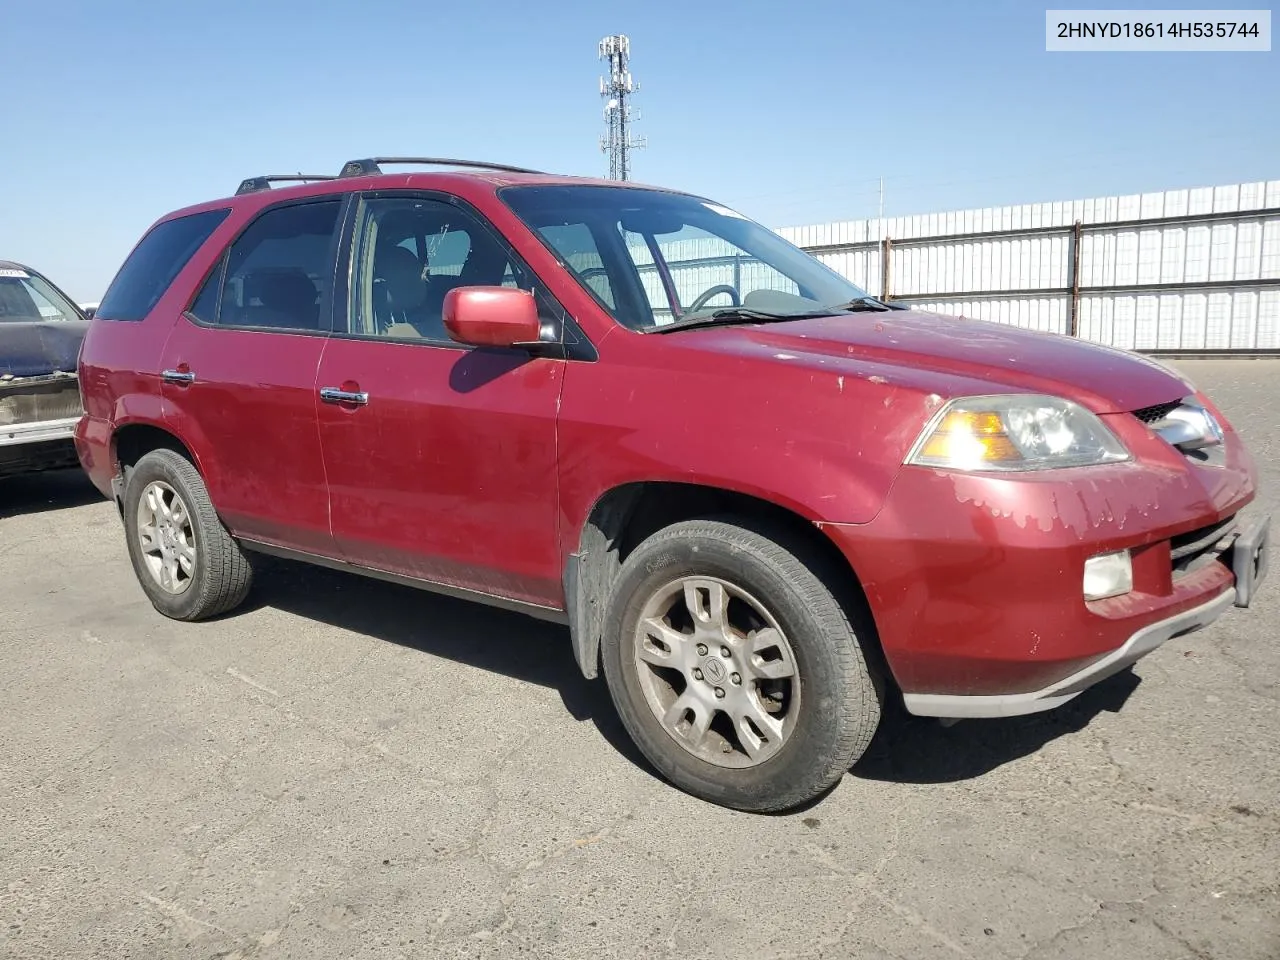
867;890;975;959
466;801;645;946
1020;901;1106;960
1206;642;1280;704
138;890;226;937
1150;917;1215;959
1019;889;1168;960
745;823;906;960
1091;731;1131;786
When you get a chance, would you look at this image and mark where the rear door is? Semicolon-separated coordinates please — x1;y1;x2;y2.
314;191;569;609
160;195;348;554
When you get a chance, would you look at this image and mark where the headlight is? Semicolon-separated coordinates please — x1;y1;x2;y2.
904;394;1130;472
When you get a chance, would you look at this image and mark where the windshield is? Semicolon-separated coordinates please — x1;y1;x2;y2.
499;185;875;331
0;266;83;323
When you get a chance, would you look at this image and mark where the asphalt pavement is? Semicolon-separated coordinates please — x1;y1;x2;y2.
1;359;1277;960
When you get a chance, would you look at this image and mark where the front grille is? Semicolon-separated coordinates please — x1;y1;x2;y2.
1170;515;1237;577
1132;400;1181;424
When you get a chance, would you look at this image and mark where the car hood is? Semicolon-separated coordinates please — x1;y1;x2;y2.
0;319;89;378
684;309;1193;414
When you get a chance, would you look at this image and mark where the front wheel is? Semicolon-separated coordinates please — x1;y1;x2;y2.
600;517;883;813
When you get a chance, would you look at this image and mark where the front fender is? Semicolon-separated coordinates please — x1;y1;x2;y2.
555;352;941;552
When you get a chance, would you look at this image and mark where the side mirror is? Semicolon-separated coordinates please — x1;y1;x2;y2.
443;286;543;349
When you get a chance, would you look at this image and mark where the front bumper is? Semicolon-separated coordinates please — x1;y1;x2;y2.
824;438;1266;718
907;509;1266;717
904;586;1233;718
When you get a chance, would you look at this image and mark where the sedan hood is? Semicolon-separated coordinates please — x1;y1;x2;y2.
0;319;89;378
692;309;1192;414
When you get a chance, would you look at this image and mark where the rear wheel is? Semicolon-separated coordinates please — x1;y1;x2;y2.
121;449;253;621
600;516;883;813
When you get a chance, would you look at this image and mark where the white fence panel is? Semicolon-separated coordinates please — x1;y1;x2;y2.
772;179;1280;351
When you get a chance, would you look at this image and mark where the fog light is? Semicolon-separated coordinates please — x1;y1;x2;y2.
1083;550;1133;601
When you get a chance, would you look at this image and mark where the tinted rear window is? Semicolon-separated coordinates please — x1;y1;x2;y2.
96;208;230;321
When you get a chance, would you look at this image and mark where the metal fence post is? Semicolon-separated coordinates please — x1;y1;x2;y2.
1069;220;1083;337
881;236;893;301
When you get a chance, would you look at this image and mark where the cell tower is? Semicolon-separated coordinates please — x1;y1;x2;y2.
599;35;645;180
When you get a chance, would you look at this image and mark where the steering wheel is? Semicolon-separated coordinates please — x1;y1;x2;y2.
685;284;740;313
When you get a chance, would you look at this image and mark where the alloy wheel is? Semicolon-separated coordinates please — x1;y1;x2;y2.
135;480;197;595
632;575;801;768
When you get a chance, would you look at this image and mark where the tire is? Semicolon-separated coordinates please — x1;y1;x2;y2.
121;448;253;621
600;516;883;813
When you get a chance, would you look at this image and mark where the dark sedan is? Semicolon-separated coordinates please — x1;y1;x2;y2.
1;260;89;478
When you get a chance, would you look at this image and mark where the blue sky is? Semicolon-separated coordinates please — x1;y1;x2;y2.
2;0;1275;302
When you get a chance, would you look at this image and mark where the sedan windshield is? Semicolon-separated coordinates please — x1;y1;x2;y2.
0;266;83;323
499;184;876;332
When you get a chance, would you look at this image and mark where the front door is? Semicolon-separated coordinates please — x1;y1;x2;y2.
160;195;346;554
315;193;566;609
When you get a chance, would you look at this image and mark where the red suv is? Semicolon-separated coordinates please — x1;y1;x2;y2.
75;158;1270;812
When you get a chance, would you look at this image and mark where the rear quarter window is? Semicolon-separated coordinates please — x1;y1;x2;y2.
96;208;231;322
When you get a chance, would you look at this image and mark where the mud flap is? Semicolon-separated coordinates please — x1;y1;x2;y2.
564;552;599;679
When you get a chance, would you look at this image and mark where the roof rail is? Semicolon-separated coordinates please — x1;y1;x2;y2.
337;157;545;178
235;174;338;196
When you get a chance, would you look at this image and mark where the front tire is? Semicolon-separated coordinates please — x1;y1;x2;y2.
121;448;253;621
600;517;883;813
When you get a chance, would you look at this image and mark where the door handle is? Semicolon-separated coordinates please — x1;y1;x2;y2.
162;369;195;384
320;387;369;405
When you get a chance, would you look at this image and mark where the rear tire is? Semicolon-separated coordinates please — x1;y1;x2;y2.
600;516;883;813
121;449;253;621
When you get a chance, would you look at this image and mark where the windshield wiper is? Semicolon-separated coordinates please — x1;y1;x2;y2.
828;296;892;312
650;308;831;334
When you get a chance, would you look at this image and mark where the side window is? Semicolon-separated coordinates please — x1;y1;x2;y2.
96;208;230;321
347;197;557;343
194;199;342;332
534;222;616;308
186;259;225;324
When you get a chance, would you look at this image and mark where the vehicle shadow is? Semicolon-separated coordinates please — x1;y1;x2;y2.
0;468;102;519
851;669;1141;785
243;554;651;768
245;553;1142;793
